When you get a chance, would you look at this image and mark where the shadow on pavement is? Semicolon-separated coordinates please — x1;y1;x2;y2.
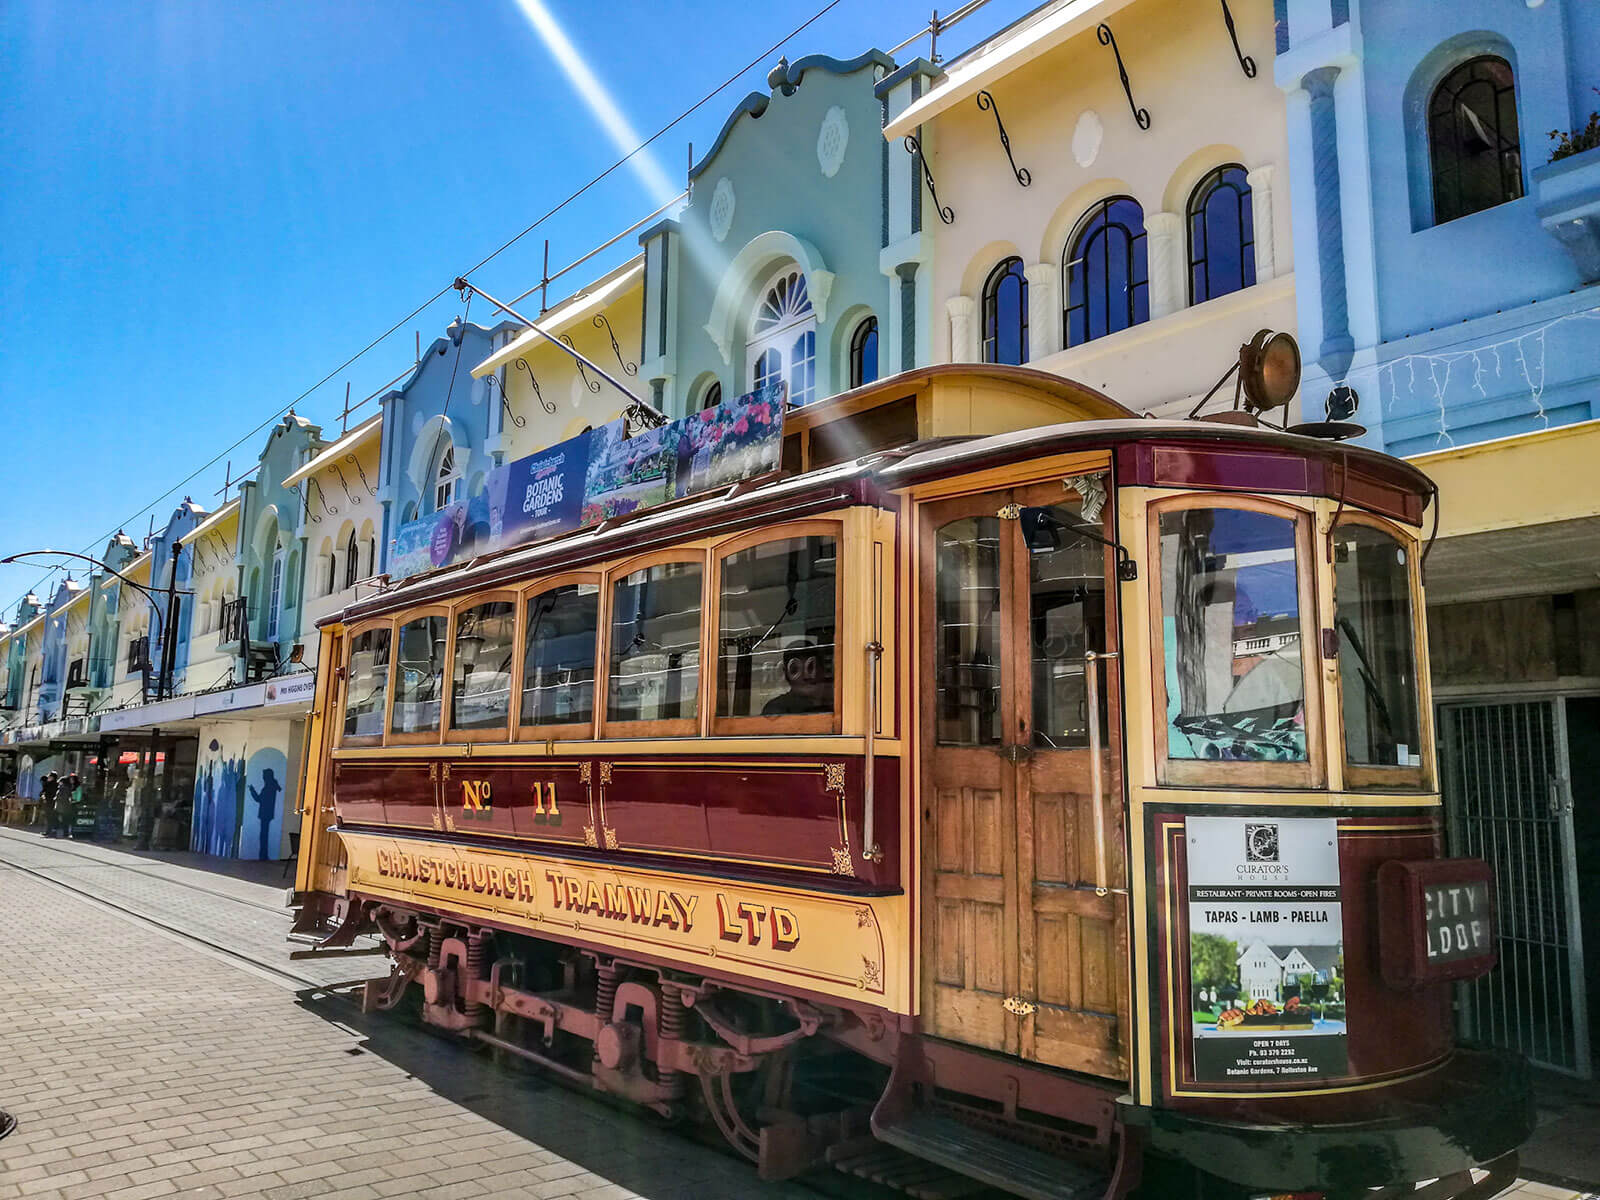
290;987;828;1200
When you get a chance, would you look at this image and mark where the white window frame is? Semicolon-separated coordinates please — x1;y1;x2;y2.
267;550;284;641
745;266;816;406
433;443;462;513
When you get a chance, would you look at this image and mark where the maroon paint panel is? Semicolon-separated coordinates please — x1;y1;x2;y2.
335;761;437;831
1116;442;1426;525
332;752;902;889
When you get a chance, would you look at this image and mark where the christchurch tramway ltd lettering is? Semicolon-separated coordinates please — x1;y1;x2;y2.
376;848;537;900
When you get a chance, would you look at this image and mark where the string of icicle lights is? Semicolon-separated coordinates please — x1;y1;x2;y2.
1330;301;1600;448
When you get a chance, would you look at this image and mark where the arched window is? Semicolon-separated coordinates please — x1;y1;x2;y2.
432;443;461;512
1187;166;1255;304
323;552;335;596
1429;56;1522;225
700;381;723;411
746;268;816;406
849;316;879;388
981;257;1028;365
267;550;284;641
366;538;377;578
1064;197;1149;346
344;530;359;590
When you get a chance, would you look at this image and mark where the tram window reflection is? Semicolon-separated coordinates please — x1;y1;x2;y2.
451;601;515;730
343;627;390;739
608;562;702;724
1158;508;1307;762
1021;506;1106;748
935;516;1003;745
1334;524;1422;767
391;615;446;734
522;584;599;727
717;535;837;720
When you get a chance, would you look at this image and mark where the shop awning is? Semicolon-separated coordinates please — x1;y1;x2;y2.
1410;419;1600;604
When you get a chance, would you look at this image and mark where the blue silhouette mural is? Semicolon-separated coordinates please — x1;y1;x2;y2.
191;729;289;859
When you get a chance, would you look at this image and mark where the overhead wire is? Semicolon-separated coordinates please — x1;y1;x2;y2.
0;0;848;621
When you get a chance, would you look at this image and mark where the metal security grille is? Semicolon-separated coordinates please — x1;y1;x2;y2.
1440;700;1590;1076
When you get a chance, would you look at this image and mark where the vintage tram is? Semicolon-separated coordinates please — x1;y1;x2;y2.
292;362;1531;1200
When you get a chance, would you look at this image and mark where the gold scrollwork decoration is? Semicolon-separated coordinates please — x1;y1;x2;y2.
1003;995;1037;1016
603;828;619;851
599;762;613;784
583;826;599;848
997;503;1023;520
830;846;854;876
823;762;847;793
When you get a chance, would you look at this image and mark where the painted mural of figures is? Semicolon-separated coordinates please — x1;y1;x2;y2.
214;756;238;857
249;768;281;859
232;754;247;856
192;759;215;854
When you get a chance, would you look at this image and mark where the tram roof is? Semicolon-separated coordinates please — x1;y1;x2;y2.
333;415;1434;624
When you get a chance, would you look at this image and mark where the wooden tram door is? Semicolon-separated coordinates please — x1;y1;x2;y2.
920;480;1128;1079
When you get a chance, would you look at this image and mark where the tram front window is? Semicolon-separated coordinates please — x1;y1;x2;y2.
391;615;446;734
1158;507;1307;762
935;516;1003;745
451;601;515;730
1021;505;1106;748
1334;523;1422;767
343;626;390;738
717;535;837;720
522;584;599;727
608;562;702;724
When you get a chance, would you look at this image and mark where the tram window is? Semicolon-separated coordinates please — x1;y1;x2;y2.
450;601;515;730
1021;506;1106;748
935;517;1003;746
343;627;390;739
1333;524;1422;767
391;615;446;735
716;535;837;720
608;562;703;724
1158;508;1307;762
522;584;599;727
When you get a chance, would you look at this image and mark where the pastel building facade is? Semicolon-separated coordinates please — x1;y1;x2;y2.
1277;0;1600;1076
896;0;1294;416
638;51;902;419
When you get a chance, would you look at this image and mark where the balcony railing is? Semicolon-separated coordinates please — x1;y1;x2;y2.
220;596;252;645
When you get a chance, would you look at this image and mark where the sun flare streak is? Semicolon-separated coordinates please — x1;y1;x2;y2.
512;0;680;206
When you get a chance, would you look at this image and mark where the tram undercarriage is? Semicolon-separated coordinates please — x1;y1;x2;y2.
343;898;1138;1199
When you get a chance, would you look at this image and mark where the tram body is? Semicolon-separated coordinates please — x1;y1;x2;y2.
293;366;1531;1199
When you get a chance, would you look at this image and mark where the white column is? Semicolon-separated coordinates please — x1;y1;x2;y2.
946;296;977;363
1247;165;1276;283
1023;262;1059;362
1145;211;1185;320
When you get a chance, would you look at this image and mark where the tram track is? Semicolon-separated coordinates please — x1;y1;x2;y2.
0;835;924;1199
0;828;299;917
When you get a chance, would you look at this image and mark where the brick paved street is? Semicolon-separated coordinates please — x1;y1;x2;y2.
0;830;815;1200
0;829;1594;1200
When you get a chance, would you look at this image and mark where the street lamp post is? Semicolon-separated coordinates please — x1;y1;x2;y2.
0;549;191;703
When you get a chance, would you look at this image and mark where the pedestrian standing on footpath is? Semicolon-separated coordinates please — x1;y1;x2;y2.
55;773;79;839
40;772;60;836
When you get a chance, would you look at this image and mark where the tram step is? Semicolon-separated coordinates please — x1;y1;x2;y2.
870;1113;1107;1200
827;1137;997;1198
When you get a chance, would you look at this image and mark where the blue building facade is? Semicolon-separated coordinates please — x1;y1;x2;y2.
376;318;521;573
1278;0;1600;1078
1278;0;1600;454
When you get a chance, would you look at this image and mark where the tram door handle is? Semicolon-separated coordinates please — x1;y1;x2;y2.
998;743;1034;765
1548;775;1573;816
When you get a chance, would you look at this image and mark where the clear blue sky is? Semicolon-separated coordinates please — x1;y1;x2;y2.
0;0;1036;617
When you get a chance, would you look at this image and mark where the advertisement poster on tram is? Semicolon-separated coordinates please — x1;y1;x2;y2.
1186;816;1348;1082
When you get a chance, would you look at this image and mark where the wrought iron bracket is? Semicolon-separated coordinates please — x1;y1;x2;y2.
344;452;375;496
975;90;1031;186
1096;23;1151;130
483;372;528;427
593;313;638;377
1219;0;1256;78
903;134;954;225
561;335;601;393
514;358;555;415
